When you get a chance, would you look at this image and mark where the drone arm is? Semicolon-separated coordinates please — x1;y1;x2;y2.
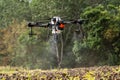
36;22;50;27
63;21;74;24
63;19;87;24
28;22;49;28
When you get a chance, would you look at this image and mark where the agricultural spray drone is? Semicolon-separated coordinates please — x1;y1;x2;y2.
28;16;87;67
28;16;86;39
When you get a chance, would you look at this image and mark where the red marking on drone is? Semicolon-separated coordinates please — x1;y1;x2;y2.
59;23;65;28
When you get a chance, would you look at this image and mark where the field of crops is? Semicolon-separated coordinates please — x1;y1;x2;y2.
0;66;120;80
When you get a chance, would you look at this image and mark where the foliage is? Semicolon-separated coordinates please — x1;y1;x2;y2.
73;4;120;66
0;0;30;28
0;0;120;69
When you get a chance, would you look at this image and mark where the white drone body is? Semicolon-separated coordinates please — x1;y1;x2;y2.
51;16;62;34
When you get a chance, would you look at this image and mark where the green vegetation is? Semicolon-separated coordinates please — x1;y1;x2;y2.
73;4;120;66
0;0;120;70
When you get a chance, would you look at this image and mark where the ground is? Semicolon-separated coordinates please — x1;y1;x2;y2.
0;66;120;80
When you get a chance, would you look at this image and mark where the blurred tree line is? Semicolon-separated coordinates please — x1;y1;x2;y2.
0;0;120;69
